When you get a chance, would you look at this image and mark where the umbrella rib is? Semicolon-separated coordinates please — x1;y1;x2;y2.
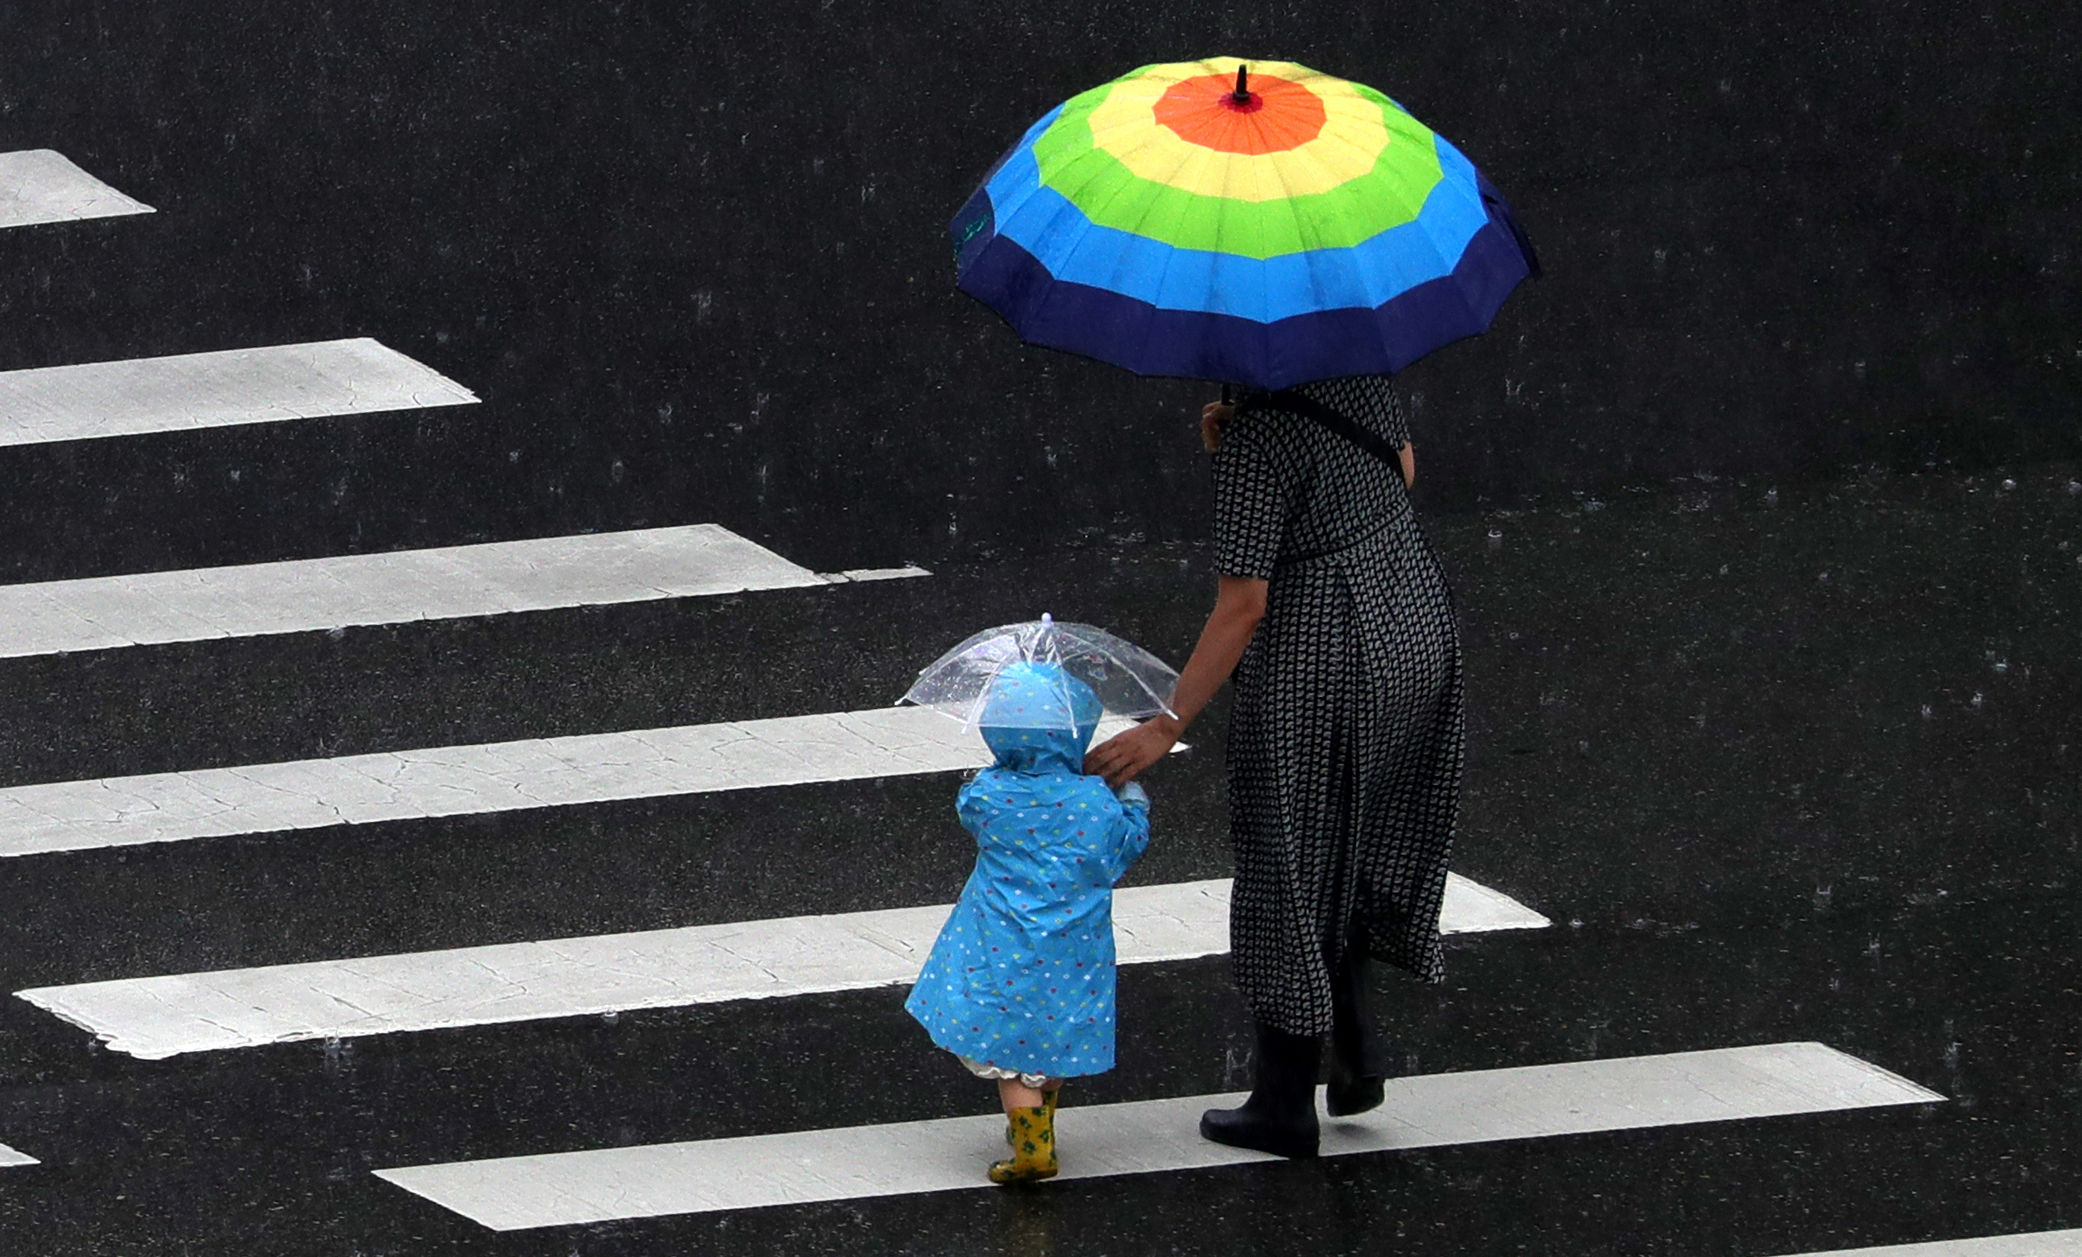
1063;131;1203;367
1126;139;1221;371
1036;148;1146;337
1289;144;1404;309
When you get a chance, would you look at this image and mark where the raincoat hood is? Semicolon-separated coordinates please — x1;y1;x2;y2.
977;661;1102;774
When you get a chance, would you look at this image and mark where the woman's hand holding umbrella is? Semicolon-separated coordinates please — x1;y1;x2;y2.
1199;400;1235;453
1086;574;1269;788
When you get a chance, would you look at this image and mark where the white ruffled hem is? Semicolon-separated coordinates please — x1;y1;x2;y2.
956;1053;1056;1089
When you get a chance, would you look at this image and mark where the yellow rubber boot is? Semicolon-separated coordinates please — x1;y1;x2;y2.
989;1101;1058;1184
1004;1087;1060;1148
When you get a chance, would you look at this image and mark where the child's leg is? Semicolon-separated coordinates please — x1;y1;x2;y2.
990;1075;1061;1184
996;1077;1047;1114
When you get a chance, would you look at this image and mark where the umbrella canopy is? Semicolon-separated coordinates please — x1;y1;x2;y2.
951;57;1540;391
901;614;1180;731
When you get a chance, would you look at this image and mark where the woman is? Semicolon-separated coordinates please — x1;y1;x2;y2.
1084;373;1465;1159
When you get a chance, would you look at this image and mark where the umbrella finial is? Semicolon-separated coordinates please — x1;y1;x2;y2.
1233;64;1250;103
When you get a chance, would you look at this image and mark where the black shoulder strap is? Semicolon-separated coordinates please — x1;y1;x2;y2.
1239;389;1404;468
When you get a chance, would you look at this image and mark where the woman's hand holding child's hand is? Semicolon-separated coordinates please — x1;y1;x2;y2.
1084;714;1181;788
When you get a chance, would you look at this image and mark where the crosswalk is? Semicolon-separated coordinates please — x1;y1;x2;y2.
0;338;476;447
0;141;2033;1257
371;1043;1941;1228
1780;1235;2082;1257
0;703;1077;856
16;874;1545;1058
0;523;920;660
0;149;154;228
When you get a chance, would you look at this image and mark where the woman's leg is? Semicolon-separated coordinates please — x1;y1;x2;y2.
1199;1019;1322;1158
1328;941;1389;1115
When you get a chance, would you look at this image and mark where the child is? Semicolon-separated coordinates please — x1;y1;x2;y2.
904;660;1153;1183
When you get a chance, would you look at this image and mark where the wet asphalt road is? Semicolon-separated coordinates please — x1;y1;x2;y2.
0;466;2073;1255
2;5;2080;1253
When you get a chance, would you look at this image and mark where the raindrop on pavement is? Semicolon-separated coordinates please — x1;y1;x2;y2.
1921;703;1932;718
1971;692;1984;708
2001;478;2017;491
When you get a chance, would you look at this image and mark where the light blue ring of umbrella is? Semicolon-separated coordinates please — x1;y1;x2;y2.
980;109;1493;322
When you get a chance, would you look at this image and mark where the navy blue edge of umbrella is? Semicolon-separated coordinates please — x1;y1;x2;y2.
948;131;1543;393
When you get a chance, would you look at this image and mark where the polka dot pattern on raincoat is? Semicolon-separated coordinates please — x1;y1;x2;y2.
904;662;1153;1078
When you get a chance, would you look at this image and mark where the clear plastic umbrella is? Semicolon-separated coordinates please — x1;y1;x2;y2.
901;613;1180;730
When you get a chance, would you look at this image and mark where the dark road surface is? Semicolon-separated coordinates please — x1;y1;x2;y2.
1;5;2078;1253
0;466;2072;1255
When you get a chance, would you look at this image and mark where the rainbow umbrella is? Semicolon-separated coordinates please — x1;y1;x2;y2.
951;58;1540;391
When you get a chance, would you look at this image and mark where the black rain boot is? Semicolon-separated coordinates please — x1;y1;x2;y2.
1200;1021;1322;1158
1327;944;1394;1116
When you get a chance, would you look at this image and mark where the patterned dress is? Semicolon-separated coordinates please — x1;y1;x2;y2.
1212;374;1466;1037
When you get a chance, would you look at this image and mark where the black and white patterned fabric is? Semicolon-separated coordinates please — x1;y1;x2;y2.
1212;373;1465;1036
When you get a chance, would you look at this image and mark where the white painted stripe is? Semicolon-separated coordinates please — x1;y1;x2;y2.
0;1143;38;1168
826;567;932;583
0;523;841;660
16;873;1539;1059
373;1042;1941;1230
0;150;154;228
1774;1232;2082;1257
0;338;475;447
0;706;1099;857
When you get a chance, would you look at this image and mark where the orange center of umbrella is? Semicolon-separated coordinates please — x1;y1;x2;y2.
1152;72;1328;155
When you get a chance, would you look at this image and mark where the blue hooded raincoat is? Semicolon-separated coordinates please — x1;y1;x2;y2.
904;662;1153;1077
